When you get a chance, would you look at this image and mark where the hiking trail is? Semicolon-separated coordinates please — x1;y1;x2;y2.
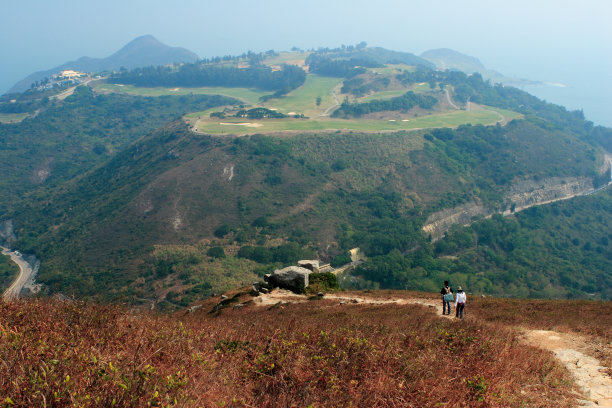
256;290;612;406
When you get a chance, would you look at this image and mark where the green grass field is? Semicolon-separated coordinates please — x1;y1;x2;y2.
92;83;270;105
92;74;522;137
0;113;29;124
368;63;415;75
357;83;432;102
93;75;341;117
261;75;342;117
191;106;523;135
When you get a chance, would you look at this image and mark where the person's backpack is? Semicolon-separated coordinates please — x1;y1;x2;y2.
443;287;454;302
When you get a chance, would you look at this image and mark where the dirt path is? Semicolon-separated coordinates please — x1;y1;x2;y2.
320;83;342;116
522;330;612;407
255;290;452;318
255;290;611;404
444;88;460;110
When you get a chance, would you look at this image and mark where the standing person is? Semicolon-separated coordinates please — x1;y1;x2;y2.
455;286;466;319
440;281;453;315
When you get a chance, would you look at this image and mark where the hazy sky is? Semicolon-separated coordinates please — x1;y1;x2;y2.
2;0;611;124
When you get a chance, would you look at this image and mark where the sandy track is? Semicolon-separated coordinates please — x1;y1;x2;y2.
255;290;452;318
522;330;612;407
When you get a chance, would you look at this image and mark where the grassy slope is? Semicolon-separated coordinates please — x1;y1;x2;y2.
103;75;343;118
0;87;235;215
0;295;583;407
262;75;341;117
93;82;269;105
0;112;29;124
358;83;431;101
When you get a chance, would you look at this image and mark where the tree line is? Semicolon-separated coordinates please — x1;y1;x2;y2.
306;54;381;78
109;63;306;94
332;91;438;117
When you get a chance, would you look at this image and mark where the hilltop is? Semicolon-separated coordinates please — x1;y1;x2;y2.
7;35;199;94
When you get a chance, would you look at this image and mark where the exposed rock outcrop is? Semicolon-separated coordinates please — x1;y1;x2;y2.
501;177;593;215
423;176;596;241
266;266;311;293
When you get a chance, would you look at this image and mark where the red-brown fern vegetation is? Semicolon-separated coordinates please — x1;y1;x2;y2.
469;297;612;372
0;296;580;407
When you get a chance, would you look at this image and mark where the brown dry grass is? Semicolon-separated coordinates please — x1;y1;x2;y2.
468;297;612;373
0;296;580;407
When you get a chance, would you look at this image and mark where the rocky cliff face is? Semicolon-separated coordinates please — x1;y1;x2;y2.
501;177;594;214
422;203;489;240
423;176;595;240
0;220;17;247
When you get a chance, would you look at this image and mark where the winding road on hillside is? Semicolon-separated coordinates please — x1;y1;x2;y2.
1;247;34;301
51;78;95;101
424;152;612;241
255;290;612;406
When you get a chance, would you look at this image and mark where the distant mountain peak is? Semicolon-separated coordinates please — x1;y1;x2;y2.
7;35;199;94
118;35;167;51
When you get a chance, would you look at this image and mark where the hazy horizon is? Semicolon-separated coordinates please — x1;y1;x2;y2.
2;0;610;125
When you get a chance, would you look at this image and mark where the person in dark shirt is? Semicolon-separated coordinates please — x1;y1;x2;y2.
440;280;453;315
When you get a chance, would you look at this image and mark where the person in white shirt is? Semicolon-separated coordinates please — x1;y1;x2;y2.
455;286;467;318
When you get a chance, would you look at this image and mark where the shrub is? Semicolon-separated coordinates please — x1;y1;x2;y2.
214;224;231;238
207;246;225;258
251;216;269;228
307;272;339;293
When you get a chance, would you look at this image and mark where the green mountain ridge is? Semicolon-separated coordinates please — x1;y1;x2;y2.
0;44;611;305
420;48;539;86
9;116;609;301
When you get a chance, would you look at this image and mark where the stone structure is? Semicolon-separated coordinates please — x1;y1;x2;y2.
266;266;311;293
297;260;320;273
